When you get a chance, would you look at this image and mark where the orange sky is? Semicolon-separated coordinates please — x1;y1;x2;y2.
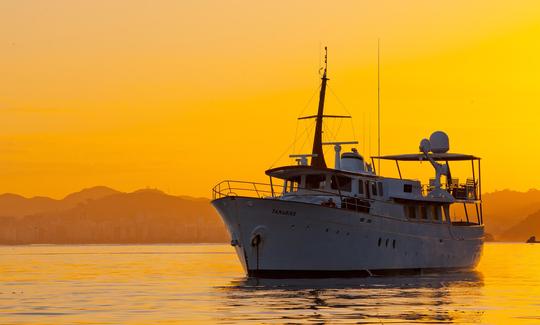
1;0;540;198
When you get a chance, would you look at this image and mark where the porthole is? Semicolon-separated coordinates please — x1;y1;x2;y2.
378;238;382;247
385;239;389;247
392;239;396;249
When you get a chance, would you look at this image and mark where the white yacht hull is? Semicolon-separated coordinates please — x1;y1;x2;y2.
212;196;484;277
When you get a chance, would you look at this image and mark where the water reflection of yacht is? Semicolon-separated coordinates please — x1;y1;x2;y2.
211;49;485;277
217;272;484;324
228;270;483;290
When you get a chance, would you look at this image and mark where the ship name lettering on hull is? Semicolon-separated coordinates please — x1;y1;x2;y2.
272;208;296;216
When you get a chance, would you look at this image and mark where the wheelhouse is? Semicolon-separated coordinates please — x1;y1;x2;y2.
265;165;384;199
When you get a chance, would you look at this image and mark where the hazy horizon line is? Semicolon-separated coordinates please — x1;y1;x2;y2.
1;185;540;201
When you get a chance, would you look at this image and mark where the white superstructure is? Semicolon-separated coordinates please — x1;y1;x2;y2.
211;49;484;277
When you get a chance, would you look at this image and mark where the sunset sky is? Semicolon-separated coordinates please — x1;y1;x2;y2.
1;0;540;198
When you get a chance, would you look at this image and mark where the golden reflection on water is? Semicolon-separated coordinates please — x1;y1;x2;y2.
0;243;539;324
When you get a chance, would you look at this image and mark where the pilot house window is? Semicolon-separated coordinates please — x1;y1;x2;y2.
358;180;364;195
420;206;428;220
306;174;326;190
331;176;352;192
371;182;378;196
431;206;442;221
286;176;300;192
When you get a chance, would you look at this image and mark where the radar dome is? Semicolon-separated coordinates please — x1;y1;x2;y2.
429;131;449;153
419;138;431;153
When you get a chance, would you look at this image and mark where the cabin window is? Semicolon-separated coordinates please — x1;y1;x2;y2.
358;180;364;195
420;206;428;220
305;174;326;190
429;206;436;220
286;176;300;193
405;206;416;219
371;182;378;196
431;206;441;221
403;184;412;193
331;175;352;192
378;182;384;196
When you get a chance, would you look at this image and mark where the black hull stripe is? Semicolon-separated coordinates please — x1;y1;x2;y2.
247;267;469;278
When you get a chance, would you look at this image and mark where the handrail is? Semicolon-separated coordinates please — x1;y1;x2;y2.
212;180;283;200
212;180;374;212
212;180;280;200
422;181;479;201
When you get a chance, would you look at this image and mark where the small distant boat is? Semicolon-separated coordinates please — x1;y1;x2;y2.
526;236;540;243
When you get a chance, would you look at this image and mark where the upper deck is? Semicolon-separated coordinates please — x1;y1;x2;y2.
264;161;480;205
372;152;482;204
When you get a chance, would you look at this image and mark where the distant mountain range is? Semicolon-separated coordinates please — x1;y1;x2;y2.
1;187;539;244
481;189;540;241
0;187;228;244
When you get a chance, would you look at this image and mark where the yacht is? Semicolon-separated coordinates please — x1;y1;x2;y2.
211;49;484;277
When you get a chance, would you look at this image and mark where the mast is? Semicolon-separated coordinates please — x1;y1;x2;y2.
311;46;328;168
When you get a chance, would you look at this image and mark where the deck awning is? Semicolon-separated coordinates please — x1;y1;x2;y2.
372;153;480;161
265;165;375;180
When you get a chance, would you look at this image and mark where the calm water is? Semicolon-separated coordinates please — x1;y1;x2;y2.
1;243;539;324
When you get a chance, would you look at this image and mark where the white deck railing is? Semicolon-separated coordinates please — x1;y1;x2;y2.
212;180;373;213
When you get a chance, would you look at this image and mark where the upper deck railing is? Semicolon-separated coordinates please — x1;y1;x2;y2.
421;178;479;201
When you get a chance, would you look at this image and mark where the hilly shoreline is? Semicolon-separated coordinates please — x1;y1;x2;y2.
0;187;228;244
1;187;540;244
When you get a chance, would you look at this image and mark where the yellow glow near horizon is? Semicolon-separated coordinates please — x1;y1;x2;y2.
1;1;540;198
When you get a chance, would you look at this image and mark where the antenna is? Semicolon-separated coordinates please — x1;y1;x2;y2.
368;112;371;157
363;112;366;155
318;45;328;76
377;38;381;175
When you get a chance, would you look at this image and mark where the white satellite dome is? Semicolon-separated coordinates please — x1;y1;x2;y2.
429;131;449;153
